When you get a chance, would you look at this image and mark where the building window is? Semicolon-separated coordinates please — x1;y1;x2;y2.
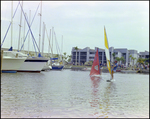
80;52;87;55
99;52;102;55
90;52;95;54
89;57;94;59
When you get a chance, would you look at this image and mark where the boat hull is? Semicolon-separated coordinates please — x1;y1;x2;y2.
2;56;26;73
52;65;64;70
17;57;49;73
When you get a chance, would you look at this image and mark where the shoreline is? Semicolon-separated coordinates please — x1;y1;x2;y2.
63;65;149;74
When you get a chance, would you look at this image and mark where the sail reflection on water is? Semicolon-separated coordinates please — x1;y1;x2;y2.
98;81;116;118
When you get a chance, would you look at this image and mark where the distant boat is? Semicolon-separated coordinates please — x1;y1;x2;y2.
89;48;101;77
50;58;64;70
104;26;113;82
2;51;27;73
50;28;64;70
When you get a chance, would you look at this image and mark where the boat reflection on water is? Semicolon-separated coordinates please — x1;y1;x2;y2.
89;76;101;108
89;76;117;118
99;81;116;118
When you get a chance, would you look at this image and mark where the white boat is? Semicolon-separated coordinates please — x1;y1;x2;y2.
17;56;49;73
2;51;27;73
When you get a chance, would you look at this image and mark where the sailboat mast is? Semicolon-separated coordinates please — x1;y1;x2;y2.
48;29;51;56
28;10;31;55
61;35;63;56
52;27;54;56
42;22;45;56
49;29;53;58
39;1;42;54
18;1;23;51
11;1;13;48
61;35;63;61
23;12;26;51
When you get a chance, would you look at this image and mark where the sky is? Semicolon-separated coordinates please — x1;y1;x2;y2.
1;1;149;56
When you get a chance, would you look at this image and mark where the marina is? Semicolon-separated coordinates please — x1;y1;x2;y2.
1;70;149;118
1;1;149;118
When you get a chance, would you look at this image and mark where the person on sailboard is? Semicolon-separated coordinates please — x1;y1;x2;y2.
99;61;103;75
111;60;118;79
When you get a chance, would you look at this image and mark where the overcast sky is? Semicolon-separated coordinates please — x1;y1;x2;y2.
1;1;149;55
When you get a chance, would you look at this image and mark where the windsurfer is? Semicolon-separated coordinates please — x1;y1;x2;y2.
111;60;118;79
100;61;103;75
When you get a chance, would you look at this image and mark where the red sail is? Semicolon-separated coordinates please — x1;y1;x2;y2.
90;49;100;76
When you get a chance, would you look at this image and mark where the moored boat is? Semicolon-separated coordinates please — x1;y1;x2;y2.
17;56;49;73
51;62;64;70
2;51;27;73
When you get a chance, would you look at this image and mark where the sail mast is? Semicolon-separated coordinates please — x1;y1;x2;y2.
48;29;51;57
11;1;13;49
61;35;63;57
52;27;54;56
39;1;42;54
61;35;63;63
18;1;23;51
23;12;26;51
42;22;45;56
28;10;31;55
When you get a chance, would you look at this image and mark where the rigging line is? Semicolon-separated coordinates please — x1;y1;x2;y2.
54;31;60;57
18;1;23;51
54;31;62;61
31;31;37;56
1;1;20;47
45;27;53;57
54;31;61;55
19;2;40;53
19;2;41;52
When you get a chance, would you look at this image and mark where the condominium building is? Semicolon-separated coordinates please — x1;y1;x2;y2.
139;51;149;63
71;47;149;66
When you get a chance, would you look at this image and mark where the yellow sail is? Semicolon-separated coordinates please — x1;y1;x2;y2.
104;26;112;78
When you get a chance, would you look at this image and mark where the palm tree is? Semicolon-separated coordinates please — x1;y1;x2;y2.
131;57;136;67
74;46;78;65
115;57;121;63
120;56;125;64
137;58;146;70
62;52;67;61
129;55;133;66
67;55;72;63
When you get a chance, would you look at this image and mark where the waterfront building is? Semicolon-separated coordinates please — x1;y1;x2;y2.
71;47;149;67
139;51;149;63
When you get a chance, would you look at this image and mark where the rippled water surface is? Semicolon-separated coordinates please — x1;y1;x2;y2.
1;70;149;118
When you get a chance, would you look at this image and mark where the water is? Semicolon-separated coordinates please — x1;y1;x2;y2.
1;70;149;118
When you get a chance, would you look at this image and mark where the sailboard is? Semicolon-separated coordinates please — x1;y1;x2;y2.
90;48;101;77
104;26;113;82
